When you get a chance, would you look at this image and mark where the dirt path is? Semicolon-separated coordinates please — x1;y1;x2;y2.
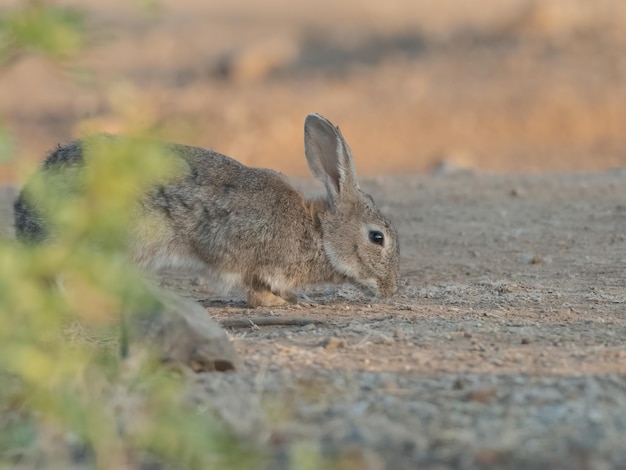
151;171;625;469
2;170;625;467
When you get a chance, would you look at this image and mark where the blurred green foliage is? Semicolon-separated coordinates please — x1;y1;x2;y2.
0;2;257;468
0;1;85;64
0;131;257;469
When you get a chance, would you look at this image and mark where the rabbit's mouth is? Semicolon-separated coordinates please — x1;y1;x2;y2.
354;277;398;299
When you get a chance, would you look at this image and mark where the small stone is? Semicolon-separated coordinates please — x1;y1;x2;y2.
472;342;487;352
466;388;498;403
372;333;394;345
521;337;532;345
474;449;503;465
588;409;603;424
393;328;406;341
521;252;551;265
321;337;346;350
510;187;526;198
129;284;238;372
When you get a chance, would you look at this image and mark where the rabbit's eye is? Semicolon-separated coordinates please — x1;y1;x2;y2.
368;230;384;246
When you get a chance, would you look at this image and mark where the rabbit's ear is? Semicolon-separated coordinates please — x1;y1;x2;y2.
304;113;359;205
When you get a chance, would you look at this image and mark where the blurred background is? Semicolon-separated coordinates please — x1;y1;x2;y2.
1;0;626;182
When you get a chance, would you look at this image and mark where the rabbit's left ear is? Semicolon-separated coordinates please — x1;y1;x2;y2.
304;113;360;206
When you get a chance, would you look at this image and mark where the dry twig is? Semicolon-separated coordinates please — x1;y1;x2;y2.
220;317;326;328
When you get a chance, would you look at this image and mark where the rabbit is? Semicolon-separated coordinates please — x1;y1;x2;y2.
14;113;400;307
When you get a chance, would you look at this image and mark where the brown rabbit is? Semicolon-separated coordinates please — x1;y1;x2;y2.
14;114;400;307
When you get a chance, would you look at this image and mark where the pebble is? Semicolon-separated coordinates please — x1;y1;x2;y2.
321;337;346;350
372;333;394;345
466;388;498;403
393;328;406;341
510;187;526;198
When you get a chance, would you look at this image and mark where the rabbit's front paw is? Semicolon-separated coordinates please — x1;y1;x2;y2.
247;289;293;308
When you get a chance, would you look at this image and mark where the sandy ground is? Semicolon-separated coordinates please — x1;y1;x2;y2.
2;170;625;468
1;0;626;468
153;170;625;469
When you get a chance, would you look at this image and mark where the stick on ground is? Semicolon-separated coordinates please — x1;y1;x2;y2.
220;317;326;328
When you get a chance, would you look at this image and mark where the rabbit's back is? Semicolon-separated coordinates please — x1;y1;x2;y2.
14;137;316;273
138;144;323;286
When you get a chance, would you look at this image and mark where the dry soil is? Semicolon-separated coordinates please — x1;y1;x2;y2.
3;170;625;468
2;0;626;468
153;170;626;469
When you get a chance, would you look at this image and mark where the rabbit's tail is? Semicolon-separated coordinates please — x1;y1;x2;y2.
13;194;49;244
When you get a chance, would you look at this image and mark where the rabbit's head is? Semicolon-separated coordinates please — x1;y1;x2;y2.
304;114;399;298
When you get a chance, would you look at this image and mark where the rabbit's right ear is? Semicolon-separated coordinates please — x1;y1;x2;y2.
304;113;360;207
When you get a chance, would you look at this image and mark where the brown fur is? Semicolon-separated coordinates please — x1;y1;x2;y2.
14;114;400;306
